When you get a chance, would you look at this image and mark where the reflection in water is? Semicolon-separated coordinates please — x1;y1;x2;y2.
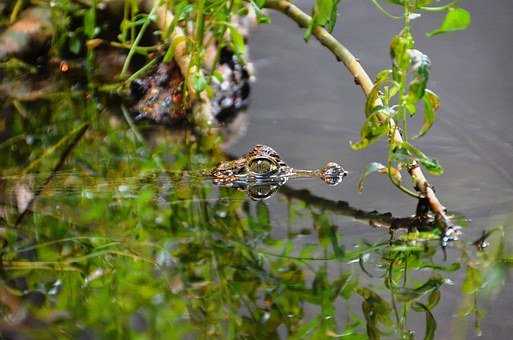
0;94;510;339
209;144;348;200
0;129;509;338
0;144;348;204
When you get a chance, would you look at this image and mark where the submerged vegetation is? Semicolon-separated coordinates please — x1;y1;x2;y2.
1;0;511;339
1;92;512;338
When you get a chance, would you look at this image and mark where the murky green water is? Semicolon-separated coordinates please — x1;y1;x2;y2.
1;0;513;339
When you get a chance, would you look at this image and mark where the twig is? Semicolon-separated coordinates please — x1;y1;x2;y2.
120;0;160;77
264;0;452;229
14;124;89;226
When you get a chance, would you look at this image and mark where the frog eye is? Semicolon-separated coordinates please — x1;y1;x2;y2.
247;157;278;176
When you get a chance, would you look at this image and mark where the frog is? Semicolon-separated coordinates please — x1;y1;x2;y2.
208;144;348;199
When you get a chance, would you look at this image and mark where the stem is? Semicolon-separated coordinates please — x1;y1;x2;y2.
369;0;401;20
9;0;24;23
264;0;451;228
110;41;159;53
124;57;158;84
120;0;161;77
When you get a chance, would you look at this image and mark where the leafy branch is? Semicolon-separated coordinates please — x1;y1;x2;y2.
264;0;471;230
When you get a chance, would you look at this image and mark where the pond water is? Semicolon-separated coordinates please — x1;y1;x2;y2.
1;0;513;339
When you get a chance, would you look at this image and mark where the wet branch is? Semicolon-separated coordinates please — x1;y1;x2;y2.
264;0;451;229
278;185;436;231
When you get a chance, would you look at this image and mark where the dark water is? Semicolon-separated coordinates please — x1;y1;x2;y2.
1;0;513;339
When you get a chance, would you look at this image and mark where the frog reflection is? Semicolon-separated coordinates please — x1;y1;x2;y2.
208;144;348;200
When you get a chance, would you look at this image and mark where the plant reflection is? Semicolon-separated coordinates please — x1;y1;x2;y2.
0;99;511;339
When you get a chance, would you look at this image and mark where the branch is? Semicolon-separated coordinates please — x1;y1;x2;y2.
278;185;436;231
264;0;452;229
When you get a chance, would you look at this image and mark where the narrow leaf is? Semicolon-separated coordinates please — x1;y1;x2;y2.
351;112;389;151
462;266;483;294
407;49;431;103
357;162;386;192
413;302;437;340
229;26;246;56
365;70;391;116
396;142;444;176
414;89;439;139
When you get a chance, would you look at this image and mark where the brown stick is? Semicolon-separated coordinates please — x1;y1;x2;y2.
264;0;451;228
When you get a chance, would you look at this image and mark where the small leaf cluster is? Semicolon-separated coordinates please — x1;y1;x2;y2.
356;0;471;193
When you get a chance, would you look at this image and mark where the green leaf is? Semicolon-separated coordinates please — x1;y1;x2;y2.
212;70;224;83
327;0;341;32
407;49;431;105
312;268;329;295
84;9;97;38
358;287;392;339
304;0;337;41
299;243;319;258
462;266;483;294
250;0;271;24
419;261;460;272
229;26;246;56
350;112;389;151
414;89;439;139
427;7;471;37
426;290;441;310
254;0;266;8
413;302;437;340
340;275;358;300
175;2;194;21
365;70;391;116
390;30;414;82
69;34;82;55
292;316;320;339
394;142;444;176
396;276;444;303
357;162;386;192
192;71;207;93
